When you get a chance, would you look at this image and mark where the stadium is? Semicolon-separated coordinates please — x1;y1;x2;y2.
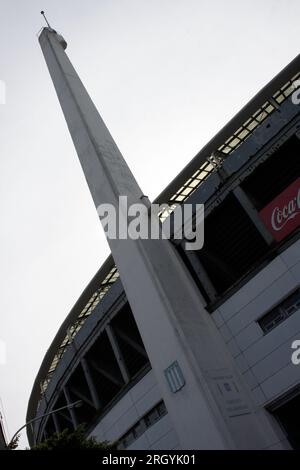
27;28;300;450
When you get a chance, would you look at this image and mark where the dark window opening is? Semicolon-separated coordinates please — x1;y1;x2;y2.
42;394;73;441
66;365;97;426
53;394;74;433
177;245;211;304
271;393;300;449
43;415;56;441
110;304;149;377
193;193;269;296
39;305;150;444
86;331;125;407
242;135;300;210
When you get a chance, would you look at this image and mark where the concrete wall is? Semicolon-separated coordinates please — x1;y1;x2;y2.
89;370;179;450
211;238;300;447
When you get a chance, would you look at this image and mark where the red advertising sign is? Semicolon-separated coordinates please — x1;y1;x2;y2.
259;177;300;242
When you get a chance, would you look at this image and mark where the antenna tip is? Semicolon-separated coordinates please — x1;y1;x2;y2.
41;11;44;14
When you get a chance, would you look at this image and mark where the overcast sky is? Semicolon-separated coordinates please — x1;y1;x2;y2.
0;0;299;448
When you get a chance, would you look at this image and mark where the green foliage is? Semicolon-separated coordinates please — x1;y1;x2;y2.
7;433;20;450
31;426;118;450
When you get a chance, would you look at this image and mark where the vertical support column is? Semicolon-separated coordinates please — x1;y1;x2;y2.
31;422;39;446
81;358;102;410
40;381;49;407
52;412;61;434
106;323;130;383
184;250;218;303
233;186;274;244
63;387;78;429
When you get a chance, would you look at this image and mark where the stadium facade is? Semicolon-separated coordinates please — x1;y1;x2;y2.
27;28;300;449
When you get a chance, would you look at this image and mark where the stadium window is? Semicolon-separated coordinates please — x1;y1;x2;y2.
192;193;269;296
242;135;300;211
119;401;167;449
144;401;167;428
258;287;300;334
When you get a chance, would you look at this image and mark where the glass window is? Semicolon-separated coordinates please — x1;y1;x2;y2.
258;287;300;334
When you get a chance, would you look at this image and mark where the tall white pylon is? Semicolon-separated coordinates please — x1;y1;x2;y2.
39;27;282;449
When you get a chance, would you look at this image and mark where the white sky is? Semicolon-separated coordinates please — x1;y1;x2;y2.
0;0;299;449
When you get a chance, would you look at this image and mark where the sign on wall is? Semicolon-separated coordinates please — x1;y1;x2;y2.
259;177;300;242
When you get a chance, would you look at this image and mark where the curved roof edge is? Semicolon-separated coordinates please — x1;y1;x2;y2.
156;53;300;204
26;256;115;428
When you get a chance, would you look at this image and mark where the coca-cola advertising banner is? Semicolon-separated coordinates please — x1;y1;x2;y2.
259;177;300;242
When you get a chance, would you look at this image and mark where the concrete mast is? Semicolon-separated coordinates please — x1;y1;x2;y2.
38;27;280;449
